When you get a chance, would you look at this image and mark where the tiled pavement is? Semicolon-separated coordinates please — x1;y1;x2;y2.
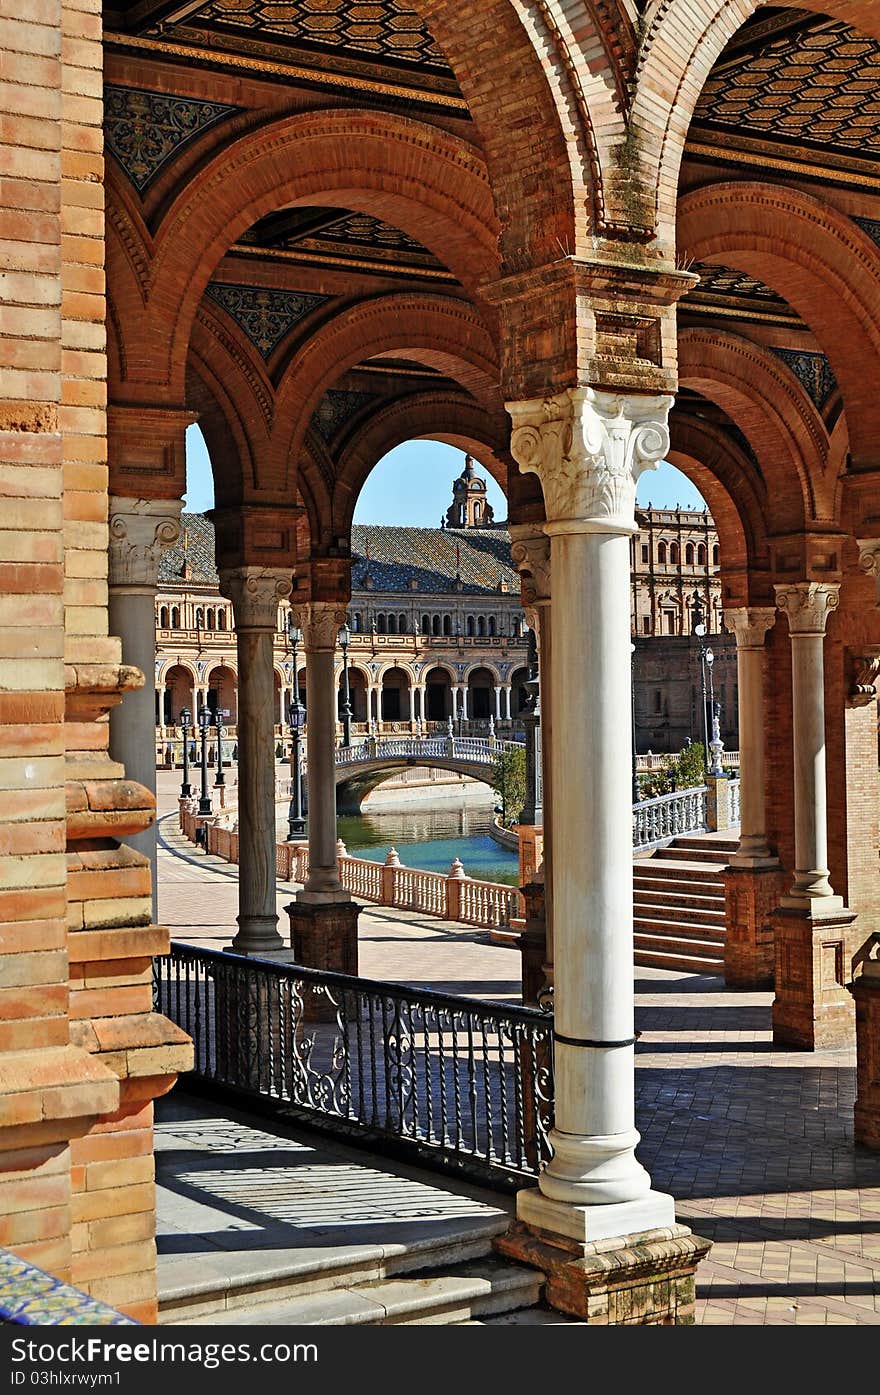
155;775;880;1325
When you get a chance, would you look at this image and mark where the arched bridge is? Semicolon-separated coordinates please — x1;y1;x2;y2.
333;735;522;812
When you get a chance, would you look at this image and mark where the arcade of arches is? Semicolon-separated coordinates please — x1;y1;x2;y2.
5;0;880;1325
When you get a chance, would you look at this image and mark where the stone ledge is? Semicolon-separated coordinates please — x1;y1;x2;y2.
0;1046;119;1128
67;924;170;964
69;1013;193;1081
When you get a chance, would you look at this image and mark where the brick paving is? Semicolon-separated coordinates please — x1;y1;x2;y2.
155;775;880;1325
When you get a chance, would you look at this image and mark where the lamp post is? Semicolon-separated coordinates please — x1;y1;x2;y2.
287;620;306;839
338;622;352;748
196;705;213;816
705;649;725;775
212;705;227;787
178;706;193;799
631;643;640;805
692;592;711;763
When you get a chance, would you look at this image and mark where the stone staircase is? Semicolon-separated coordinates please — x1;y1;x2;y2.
633;834;737;975
159;1214;578;1327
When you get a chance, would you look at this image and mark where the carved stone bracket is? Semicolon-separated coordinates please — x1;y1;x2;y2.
774;581;840;636
849;650;880;708
508;388;672;534
290;600;349;651
723;607;777;651
858;539;880;605
509;526;551;614
108;497;182;590
219;566;293;630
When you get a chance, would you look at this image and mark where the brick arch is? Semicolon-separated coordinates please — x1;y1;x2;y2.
271;295;501;496
678;327;833;531
186;336;264;510
667;412;765;578
129;111;500;400
678;183;880;465
635;0;880;246
331;392;510;540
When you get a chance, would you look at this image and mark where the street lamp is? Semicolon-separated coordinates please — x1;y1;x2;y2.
178;706;193;799
196;705;213;816
212;705;227;787
691;592;711;764
338;622;352;748
631;643;640;805
287;620;306;839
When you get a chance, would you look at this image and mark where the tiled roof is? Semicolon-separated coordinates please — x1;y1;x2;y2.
159;516;519;595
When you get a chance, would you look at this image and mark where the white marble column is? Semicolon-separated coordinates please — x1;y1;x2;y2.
509;387;675;1240
293;601;349;903
494;685;503;720
724;607;778;867
108;497;182;919
503;684;512;719
775;582;842;909
220;567;292;954
451;685;461;722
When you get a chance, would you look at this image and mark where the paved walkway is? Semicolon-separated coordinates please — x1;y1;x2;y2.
154;774;880;1325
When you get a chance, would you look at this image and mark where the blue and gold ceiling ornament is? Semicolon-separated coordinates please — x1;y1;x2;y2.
853;215;880;249
104;85;241;194
312;389;380;443
770;347;837;410
204;282;329;358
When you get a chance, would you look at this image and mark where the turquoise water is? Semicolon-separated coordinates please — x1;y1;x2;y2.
335;803;520;886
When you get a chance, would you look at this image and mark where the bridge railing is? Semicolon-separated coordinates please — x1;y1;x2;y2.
632;786;708;850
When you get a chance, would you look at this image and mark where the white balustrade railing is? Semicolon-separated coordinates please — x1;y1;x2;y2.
632;786;708;850
727;777;741;827
392;865;448;917
339;855;383;902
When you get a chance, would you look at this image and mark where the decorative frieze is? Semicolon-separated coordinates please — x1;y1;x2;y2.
508;388;672;533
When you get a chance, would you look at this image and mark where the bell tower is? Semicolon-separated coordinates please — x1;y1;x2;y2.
445;454;494;529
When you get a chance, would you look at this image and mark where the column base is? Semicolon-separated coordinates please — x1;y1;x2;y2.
494;1202;710;1325
285;897;360;1021
851;945;880;1148
722;863;787;988
230;914;286;958
771;903;858;1050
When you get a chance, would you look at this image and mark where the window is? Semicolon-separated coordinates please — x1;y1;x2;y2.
206;608;214;630
217;610;226;631
377;614;387;634
488;617;496;637
697;544;707;566
422;615;430;635
642;616;651;634
159;606;169;629
670;543;679;565
477;617;486;637
657;542;667;564
466;616;475;637
713;544;720;567
641;544;649;564
171;606;180;629
664;611;675;635
473;502;481;522
442;615;452;637
685;543;695;566
398;614;407;634
433;616;441;636
653;689;662;713
387;614;397;634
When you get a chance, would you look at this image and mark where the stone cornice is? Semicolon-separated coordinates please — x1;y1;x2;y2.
774;581;840;636
219;566;292;629
509;388;672;535
109;498;183;590
723;607;777;650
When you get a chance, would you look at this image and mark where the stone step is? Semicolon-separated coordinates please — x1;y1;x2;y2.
634;917;726;944
183;1259;543;1327
632;884;725;909
633;945;724;975
634;860;727;885
653;846;732;867
633;900;726;926
159;1213;509;1325
673;836;740;854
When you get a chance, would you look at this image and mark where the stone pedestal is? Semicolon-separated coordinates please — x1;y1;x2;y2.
495;1217;710;1325
771;904;858;1049
723;864;788;988
851;940;880;1147
519;879;549;1007
285;898;360;1021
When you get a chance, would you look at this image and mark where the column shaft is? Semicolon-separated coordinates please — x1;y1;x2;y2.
725;609;776;867
303;645;344;898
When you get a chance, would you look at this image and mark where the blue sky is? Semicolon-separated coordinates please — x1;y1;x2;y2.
183;425;707;521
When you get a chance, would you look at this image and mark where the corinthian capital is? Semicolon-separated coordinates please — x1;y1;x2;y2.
723;607;777;650
858;539;880;605
508;525;551;607
290;600;348;651
219;566;292;629
108;497;182;589
508;387;672;534
774;581;840;636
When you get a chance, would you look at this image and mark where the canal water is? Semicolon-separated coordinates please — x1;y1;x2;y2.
336;801;520;886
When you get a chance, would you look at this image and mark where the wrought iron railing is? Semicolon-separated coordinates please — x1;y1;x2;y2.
632;786;708;850
154;942;554;1189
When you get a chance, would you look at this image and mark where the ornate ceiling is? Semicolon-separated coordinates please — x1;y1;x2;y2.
204;281;329;357
234;207;448;279
683;261;797;325
693;14;880;160
104;84;240;191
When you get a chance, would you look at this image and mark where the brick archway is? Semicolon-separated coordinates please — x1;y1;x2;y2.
668;412;766;584
634;0;880;245
331;392;510;540
678;183;880;466
677;327;834;532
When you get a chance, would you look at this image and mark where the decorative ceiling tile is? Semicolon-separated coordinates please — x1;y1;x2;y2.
853;214;880;248
688;262;787;305
312;389;379;442
770;347;838;409
204;282;328;357
180;0;450;73
104;85;240;193
695;20;880;154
